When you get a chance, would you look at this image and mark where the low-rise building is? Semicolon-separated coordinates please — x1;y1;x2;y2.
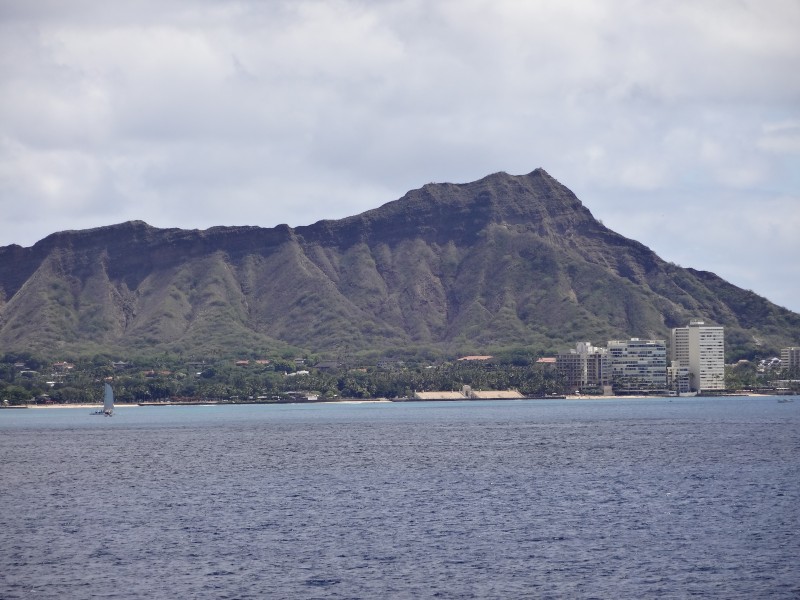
535;357;557;370
413;386;525;400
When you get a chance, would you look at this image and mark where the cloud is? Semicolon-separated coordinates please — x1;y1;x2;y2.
758;120;800;154
1;0;799;311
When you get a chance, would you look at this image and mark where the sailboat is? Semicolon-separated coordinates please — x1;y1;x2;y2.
92;383;114;416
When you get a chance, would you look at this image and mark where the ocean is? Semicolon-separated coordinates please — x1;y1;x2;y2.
1;396;798;599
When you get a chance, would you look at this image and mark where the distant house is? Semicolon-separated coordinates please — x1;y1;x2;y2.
284;391;320;401
376;358;403;370
235;360;250;367
314;361;340;371
143;370;172;378
535;357;557;370
457;355;493;362
285;370;310;377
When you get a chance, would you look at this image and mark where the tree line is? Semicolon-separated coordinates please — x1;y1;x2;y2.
3;351;798;405
0;352;564;404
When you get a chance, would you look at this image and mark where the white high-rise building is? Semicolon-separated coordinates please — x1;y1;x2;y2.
556;342;609;391
781;347;800;374
667;361;691;394
670;320;725;392
607;338;667;393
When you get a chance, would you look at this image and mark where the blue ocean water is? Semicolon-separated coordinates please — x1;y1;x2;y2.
1;396;798;599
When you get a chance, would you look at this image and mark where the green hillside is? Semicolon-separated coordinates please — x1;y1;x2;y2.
1;169;798;360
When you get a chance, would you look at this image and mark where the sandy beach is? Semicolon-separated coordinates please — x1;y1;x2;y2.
17;393;785;409
335;399;392;404
25;403;138;409
24;399;394;408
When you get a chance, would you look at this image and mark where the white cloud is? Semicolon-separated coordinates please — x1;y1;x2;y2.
1;0;799;311
758;120;800;154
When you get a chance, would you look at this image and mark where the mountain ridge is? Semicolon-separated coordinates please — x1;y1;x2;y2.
1;169;797;359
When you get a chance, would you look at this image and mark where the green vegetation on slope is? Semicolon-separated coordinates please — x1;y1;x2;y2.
1;170;798;360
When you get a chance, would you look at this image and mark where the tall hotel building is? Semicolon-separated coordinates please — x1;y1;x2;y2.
607;338;667;393
670;320;725;391
781;347;800;374
556;342;610;392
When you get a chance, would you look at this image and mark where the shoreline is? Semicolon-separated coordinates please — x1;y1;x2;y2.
16;392;794;409
25;403;138;409
24;399;396;409
563;393;781;400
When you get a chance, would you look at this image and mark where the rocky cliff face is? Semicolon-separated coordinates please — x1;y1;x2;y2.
1;169;798;358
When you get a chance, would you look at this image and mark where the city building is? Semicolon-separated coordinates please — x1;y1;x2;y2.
667;361;691;394
670;320;725;392
781;347;800;374
607;338;667;393
556;342;609;392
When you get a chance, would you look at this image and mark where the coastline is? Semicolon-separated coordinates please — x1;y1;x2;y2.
563;392;782;400
16;392;791;409
25;403;138;409
24;399;395;409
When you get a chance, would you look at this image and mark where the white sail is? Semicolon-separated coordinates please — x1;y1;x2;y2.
103;383;114;414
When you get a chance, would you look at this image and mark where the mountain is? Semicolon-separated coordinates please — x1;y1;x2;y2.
1;168;798;360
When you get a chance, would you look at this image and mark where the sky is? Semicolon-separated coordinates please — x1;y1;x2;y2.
1;0;799;312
